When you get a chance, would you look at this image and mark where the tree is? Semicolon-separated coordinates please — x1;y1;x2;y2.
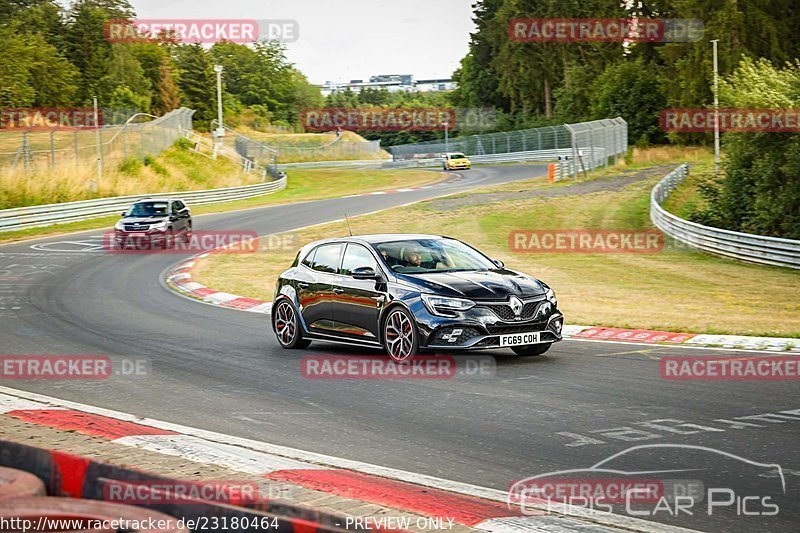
590;58;667;145
0;23;79;107
64;1;112;103
174;44;216;127
133;43;180;114
691;57;800;238
101;43;152;113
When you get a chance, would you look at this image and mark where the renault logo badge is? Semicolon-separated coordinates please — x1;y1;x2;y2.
509;296;523;319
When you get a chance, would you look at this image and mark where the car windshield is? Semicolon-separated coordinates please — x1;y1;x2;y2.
450;153;466;159
125;202;169;217
375;238;496;273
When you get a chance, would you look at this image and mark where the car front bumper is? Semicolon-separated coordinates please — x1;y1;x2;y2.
409;299;564;350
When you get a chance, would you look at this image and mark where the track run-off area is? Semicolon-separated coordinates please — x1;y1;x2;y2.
0;163;798;533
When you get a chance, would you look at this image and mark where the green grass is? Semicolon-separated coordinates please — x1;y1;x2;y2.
0;167;445;244
194;153;800;338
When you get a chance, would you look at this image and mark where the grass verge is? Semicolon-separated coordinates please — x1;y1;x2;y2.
0;167;445;244
193;152;800;338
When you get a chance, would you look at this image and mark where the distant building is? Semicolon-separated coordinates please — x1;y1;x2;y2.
318;74;456;97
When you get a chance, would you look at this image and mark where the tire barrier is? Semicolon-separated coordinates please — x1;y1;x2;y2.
0;466;46;499
0;439;358;533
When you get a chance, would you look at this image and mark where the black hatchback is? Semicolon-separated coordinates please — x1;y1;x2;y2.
272;234;563;361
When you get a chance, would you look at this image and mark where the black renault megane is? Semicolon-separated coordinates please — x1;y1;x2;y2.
272;234;563;361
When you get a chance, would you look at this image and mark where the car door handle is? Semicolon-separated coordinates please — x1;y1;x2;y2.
297;282;309;289
332;287;344;294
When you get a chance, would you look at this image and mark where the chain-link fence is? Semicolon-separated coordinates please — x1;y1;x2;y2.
0;108;195;171
211;120;282;179
387;118;627;178
273;136;384;163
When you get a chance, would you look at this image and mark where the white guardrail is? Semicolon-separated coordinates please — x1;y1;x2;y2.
0;176;287;232
651;163;800;269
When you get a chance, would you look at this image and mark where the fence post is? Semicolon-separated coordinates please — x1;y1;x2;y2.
49;130;55;169
74;130;79;165
564;124;579;180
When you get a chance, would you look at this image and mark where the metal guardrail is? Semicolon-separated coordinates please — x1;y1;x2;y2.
651;163;800;269
0;177;287;232
387;118;627;179
278;148;589;170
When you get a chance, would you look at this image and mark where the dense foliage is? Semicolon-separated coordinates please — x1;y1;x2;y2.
0;0;322;129
452;0;800;237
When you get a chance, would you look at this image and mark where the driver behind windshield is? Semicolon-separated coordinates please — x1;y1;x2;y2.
403;248;423;267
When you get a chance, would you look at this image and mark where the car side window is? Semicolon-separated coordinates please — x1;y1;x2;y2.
301;247;317;269
174;201;184;211
311;244;342;274
171;202;179;215
340;244;378;276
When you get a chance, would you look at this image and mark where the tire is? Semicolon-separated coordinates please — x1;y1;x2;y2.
382;306;419;362
159;229;174;249
0;466;46;499
273;299;311;349
183;223;192;243
512;343;552;357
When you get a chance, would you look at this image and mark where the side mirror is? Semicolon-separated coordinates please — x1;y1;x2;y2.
121;211;127;217
351;266;380;280
492;259;505;268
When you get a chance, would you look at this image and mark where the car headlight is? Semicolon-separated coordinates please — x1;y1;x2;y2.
150;220;169;231
545;287;557;307
421;293;475;316
114;220;125;230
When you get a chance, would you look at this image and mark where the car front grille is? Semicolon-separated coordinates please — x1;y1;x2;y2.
123;224;150;232
480;300;542;321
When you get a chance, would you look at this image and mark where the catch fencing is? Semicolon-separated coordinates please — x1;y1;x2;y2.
651;163;800;269
387;118;627;178
0;108;194;170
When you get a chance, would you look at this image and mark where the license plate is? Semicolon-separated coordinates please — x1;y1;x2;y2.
126;232;146;237
499;332;540;347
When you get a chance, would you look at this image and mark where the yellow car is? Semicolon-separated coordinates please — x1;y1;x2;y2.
442;152;471;170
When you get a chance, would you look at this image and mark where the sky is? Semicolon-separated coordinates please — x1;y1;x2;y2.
120;0;478;84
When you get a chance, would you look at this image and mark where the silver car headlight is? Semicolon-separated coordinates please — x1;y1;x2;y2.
545;287;557;307
421;293;475;316
150;220;169;231
114;220;125;230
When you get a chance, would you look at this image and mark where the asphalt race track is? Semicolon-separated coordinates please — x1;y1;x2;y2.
1;164;798;532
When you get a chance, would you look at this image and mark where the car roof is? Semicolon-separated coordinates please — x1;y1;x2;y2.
133;197;182;203
303;234;453;248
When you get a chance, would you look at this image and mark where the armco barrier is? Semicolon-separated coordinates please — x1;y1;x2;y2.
0;176;287;232
279;148;590;170
651;163;800;269
0;438;358;533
